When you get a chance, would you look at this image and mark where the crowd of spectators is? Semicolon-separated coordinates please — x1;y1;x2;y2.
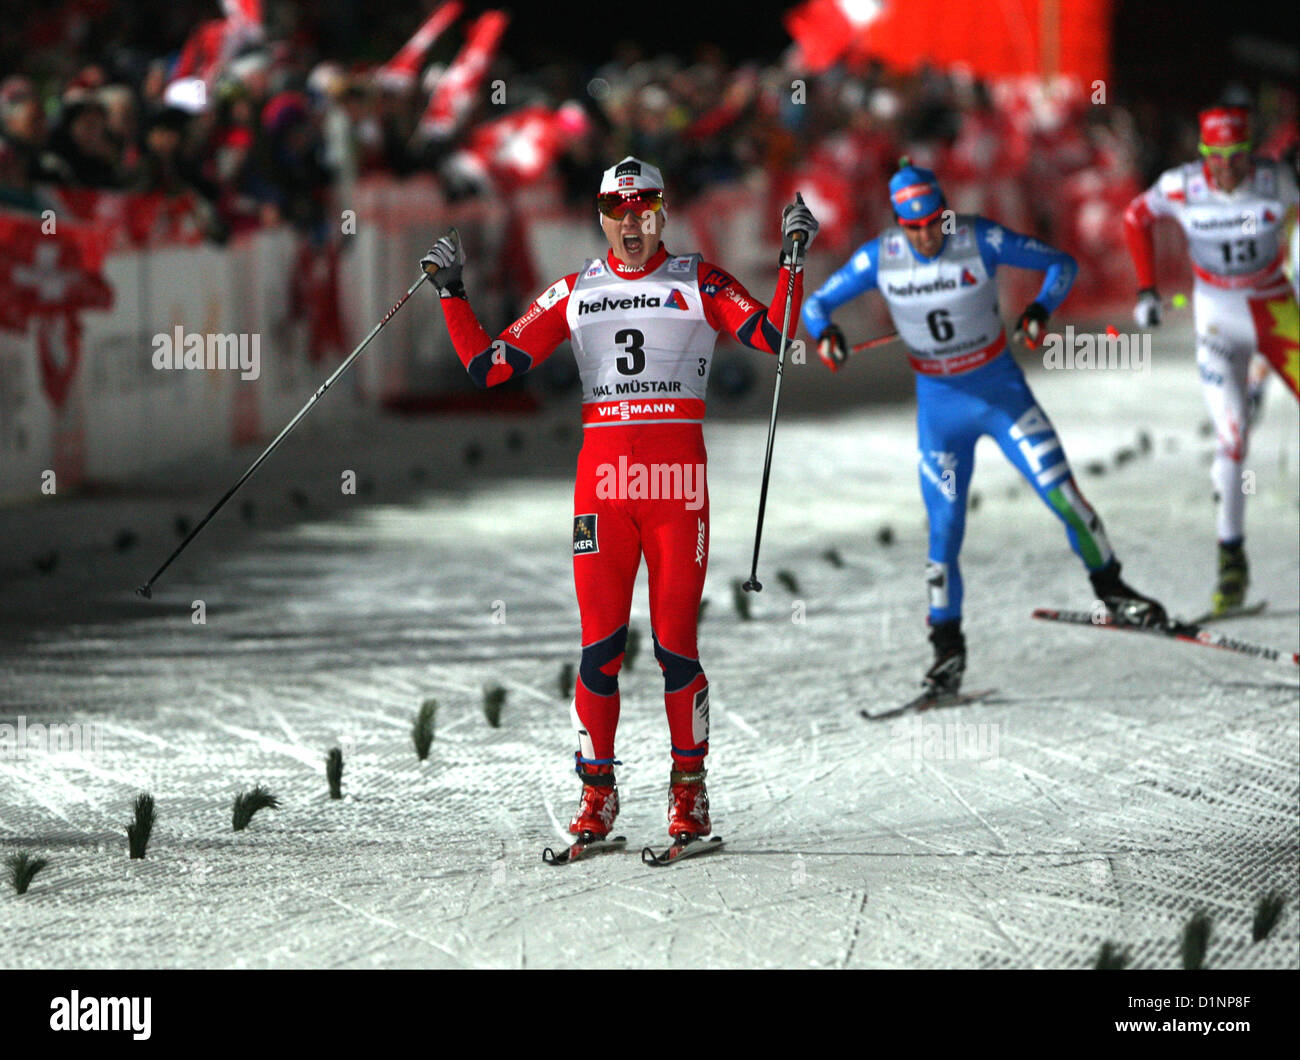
2;3;1296;254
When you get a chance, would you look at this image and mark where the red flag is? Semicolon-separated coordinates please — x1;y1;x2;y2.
221;0;262;26
172;18;232;83
375;2;464;90
417;10;510;139
784;0;885;72
0;212;114;408
458;104;579;189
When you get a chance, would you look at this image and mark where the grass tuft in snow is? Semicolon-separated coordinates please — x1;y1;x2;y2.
821;547;844;568
326;747;343;799
6;852;49;895
126;793;155;859
559;662;574;700
1252;891;1285;942
1180;910;1212;970
624;627;642;671
731;579;751;620
1093;941;1130;970
483;684;507;728
232;786;280;831
413;699;437;760
776;569;800;594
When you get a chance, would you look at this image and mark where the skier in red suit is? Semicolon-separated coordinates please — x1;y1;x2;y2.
420;157;819;844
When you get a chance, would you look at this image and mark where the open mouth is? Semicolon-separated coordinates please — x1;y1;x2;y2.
622;233;644;256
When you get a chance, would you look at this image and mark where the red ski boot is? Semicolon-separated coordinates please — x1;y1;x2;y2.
568;759;619;839
667;767;711;840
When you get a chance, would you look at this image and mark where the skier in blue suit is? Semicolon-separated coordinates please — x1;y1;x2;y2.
803;161;1167;697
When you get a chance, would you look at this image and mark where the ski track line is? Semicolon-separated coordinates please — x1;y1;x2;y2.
540;794;572;845
300;886;469;967
206;719;324;771
41;752;153;792
502;677;559;707
919;763;1007;851
723;710;760;739
837;890;870;970
0;760;78;824
99;722;173;751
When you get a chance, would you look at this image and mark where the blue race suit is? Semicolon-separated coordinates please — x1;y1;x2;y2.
803;215;1115;624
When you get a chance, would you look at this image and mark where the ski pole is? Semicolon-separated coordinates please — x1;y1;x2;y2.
135;269;431;598
851;330;900;353
742;227;805;594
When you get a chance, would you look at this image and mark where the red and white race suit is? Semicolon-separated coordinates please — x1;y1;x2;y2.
1125;158;1299;540
437;245;801;770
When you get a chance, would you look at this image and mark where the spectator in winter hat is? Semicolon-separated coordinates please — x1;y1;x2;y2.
48;95;122;188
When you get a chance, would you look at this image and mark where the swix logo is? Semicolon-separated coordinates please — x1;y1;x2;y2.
695;517;706;566
960;268;977;286
578;293;663;314
664;290;689;311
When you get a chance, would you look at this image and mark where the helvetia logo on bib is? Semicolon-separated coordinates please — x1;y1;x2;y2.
664;290;689;311
960;268;977;286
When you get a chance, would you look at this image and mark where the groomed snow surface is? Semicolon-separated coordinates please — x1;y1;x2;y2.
1;316;1297;969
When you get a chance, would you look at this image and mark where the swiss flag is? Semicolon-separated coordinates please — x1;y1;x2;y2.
0;213;114;408
784;0;885;72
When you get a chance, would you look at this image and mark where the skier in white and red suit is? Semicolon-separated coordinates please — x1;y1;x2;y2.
1123;105;1299;615
419;157;818;842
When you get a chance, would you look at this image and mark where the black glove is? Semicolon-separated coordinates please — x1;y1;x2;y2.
419;229;466;298
817;324;848;372
780;192;820;266
1013;301;1049;348
1134;287;1161;328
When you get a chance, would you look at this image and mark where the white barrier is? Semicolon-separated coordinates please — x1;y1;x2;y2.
0;182;517;502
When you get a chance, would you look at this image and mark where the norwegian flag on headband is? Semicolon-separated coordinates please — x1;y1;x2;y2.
375;2;463;90
417;10;510;140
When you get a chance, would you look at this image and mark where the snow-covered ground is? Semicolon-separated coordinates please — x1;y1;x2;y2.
1;316;1296;969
